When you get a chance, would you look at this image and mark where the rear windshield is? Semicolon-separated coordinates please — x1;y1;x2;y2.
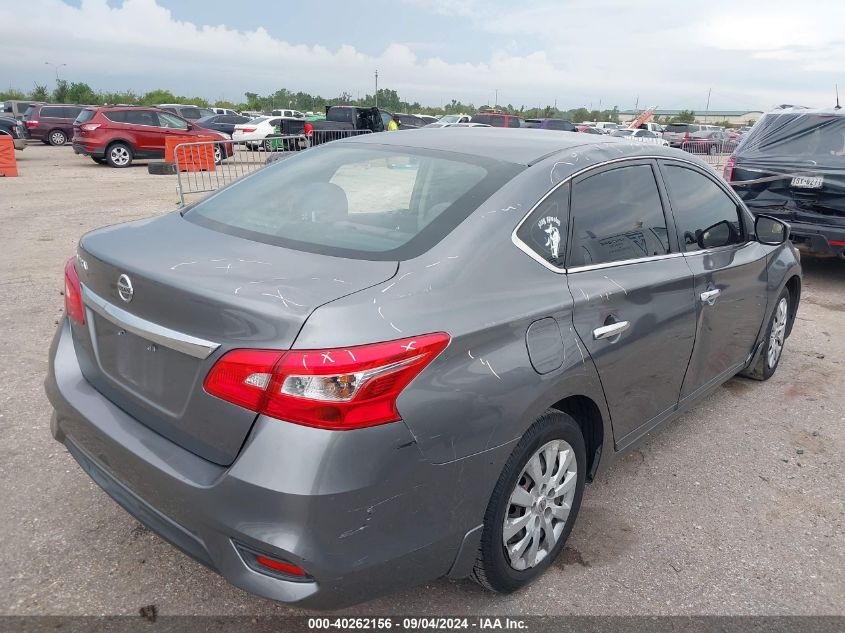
665;124;691;132
75;109;96;124
737;112;845;158
186;144;521;260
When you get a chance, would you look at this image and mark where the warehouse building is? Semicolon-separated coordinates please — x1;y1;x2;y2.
618;109;764;125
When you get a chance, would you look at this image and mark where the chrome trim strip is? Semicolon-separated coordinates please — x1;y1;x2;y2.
568;252;684;273
81;285;221;360
510;154;718;274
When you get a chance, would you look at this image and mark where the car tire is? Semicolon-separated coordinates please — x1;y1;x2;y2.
708;144;717;155
263;139;274;152
105;142;133;168
213;145;223;165
741;287;791;381
471;409;586;593
48;130;67;146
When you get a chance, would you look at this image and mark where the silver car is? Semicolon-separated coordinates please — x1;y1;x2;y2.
46;129;801;608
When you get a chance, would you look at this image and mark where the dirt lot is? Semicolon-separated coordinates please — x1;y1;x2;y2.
1;145;843;616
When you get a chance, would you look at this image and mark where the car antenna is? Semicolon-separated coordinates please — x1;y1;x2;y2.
835;84;841;110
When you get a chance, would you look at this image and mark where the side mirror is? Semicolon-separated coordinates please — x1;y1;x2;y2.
755;215;789;245
697;220;734;249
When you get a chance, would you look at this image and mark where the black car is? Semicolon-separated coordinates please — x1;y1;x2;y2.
195;114;251;135
725;108;845;258
0;115;27;150
393;113;427;129
525;118;577;132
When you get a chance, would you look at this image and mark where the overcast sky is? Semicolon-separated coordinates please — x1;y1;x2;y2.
1;0;842;111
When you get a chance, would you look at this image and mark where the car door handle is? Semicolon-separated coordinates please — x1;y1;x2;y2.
592;321;630;340
700;289;721;305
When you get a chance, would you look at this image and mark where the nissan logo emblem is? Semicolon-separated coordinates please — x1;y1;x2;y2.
117;274;134;303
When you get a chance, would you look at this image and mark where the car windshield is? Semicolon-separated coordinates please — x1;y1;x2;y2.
186;144;521;260
75;109;96;124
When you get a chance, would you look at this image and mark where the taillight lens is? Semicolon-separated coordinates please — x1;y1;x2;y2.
25;120;38;128
241;128;255;133
723;155;736;182
304;122;313;136
64;257;85;325
204;333;450;430
80;123;100;132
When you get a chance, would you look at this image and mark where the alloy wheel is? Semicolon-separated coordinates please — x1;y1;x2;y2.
767;297;788;368
502;439;577;571
110;146;130;166
50;131;66;146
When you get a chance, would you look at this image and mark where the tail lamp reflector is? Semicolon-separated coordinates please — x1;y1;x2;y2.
204;333;450;430
64;257;85;325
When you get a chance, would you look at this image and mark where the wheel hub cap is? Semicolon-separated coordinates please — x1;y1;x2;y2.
767;297;788;369
502;439;577;571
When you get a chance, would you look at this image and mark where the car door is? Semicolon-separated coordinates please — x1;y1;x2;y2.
657;160;768;400
154;111;190;156
566;160;697;445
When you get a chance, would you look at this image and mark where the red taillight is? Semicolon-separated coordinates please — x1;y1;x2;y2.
204;332;450;430
304;122;313;136
25;120;38;128
80;123;100;132
255;555;307;577
723;155;736;182
64;257;85;325
241;128;255;133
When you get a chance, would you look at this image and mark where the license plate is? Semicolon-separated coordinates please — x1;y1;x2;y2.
791;176;823;189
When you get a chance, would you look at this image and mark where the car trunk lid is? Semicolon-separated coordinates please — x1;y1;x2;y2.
74;212;398;465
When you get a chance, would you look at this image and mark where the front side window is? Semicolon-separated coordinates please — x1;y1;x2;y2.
187;145;521;260
568;164;670;268
515;184;570;268
662;165;744;251
157;112;189;129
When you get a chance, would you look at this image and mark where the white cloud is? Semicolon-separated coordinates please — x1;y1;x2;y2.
0;0;842;110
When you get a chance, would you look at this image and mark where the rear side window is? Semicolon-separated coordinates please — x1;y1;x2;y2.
662;165;744;251
665;124;689;133
63;107;83;119
568;164;670;268
41;106;63;118
125;110;159;126
328;108;353;124
179;108;202;120
187;145;520;260
75;109;96;123
547;120;574;131
515;184;570;268
103;110;129;123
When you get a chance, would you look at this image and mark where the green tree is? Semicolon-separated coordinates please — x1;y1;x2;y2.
675;109;696;123
141;89;178;106
0;88;27;101
30;84;49;102
52;79;69;102
65;82;98;104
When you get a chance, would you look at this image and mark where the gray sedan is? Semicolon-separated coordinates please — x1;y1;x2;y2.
46;129;801;608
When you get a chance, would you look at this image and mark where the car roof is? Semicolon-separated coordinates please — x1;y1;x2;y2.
343;127;657;165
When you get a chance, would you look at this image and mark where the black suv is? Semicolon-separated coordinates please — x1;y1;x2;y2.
725;108;845;258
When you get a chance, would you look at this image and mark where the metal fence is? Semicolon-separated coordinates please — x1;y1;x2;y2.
172;129;372;205
675;139;739;172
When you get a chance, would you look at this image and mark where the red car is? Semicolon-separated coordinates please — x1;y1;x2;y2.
73;106;230;167
470;112;525;128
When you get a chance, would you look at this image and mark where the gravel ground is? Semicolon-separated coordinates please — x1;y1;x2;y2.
1;145;843;616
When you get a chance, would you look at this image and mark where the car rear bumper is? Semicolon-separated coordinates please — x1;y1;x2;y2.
45;319;490;608
787;221;845;258
72;143;104;158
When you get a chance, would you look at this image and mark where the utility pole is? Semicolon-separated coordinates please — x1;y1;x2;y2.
374;70;378;107
705;87;711;123
495;88;498;108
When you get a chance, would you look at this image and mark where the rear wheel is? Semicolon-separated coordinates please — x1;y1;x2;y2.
48;129;67;146
742;287;791;381
106;142;133;168
472;410;586;593
213;145;223;164
708;144;717;155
